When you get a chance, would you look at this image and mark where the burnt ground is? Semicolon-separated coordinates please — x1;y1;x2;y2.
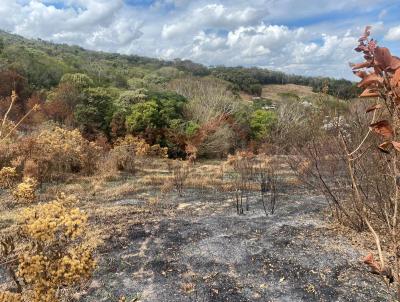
79;189;391;302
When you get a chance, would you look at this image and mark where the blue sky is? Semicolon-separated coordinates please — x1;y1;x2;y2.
2;0;400;79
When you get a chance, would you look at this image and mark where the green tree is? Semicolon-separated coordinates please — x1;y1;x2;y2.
185;121;200;137
116;89;148;113
60;73;94;90
250;109;277;141
126;101;158;132
74;87;115;135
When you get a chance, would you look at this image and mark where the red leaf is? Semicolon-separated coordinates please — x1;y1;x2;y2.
363;253;381;274
392;141;400;152
357;73;384;88
370;120;394;138
366;104;382;112
374;47;392;70
360;89;379;98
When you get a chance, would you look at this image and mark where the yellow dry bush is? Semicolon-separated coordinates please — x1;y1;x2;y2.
12;177;38;203
20;194;86;242
115;135;151;156
11;194;96;302
114;135;168;158
31;126;102;181
149;144;168;158
0;291;21;302
106;135;168;173
0;166;18;189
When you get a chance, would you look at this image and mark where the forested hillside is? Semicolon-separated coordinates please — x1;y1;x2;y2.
0;30;358;97
0;30;358;159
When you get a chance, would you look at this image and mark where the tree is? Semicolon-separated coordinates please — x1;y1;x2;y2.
125;101;158;132
74;87;115;137
250;110;277;141
60;73;94;90
45;83;82;125
116;89;148;113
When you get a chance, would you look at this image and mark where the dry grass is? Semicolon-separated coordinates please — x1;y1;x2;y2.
261;84;316;101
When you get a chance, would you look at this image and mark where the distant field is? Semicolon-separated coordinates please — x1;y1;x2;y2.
261;84;316;101
240;84;317;103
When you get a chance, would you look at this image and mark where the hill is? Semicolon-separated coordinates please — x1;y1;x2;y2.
0;30;359;99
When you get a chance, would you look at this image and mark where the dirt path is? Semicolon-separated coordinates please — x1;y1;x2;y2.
82;191;389;302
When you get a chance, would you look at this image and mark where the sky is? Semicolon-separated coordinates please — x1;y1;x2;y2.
1;0;400;80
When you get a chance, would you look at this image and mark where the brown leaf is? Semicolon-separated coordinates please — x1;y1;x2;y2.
390;56;400;71
366;104;382;112
392;141;400;152
357;73;384;88
374;47;392;70
354;70;367;79
378;141;392;154
350;62;372;70
391;69;400;87
360;89;379;98
363;253;381;274
370;120;394;138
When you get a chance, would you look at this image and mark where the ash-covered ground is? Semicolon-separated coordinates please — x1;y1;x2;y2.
80;189;389;302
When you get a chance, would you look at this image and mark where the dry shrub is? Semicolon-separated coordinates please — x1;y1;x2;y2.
0;138;18;169
226;151;256;214
0;194;96;302
12;177;38;203
161;180;174;194
104;135;168;174
293;27;400;300
167;160;190;196
0;166;18;189
254;155;279;215
22;159;39;180
1;125;102;183
30;126;101;181
0;291;21;302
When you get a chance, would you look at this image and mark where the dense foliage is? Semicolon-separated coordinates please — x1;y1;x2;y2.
0;30;356;159
211;66;360;99
0;30;357;99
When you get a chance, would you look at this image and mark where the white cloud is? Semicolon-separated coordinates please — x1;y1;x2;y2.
0;0;396;79
0;0;141;51
162;4;268;39
385;26;400;41
182;24;358;78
